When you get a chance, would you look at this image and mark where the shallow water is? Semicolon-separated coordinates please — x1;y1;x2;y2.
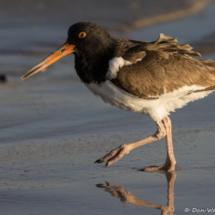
1;2;215;215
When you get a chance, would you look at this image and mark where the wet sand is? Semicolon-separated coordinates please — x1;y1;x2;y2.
1;1;215;215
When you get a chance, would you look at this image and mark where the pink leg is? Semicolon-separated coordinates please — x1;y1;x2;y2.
143;117;176;172
95;116;176;172
95;120;167;168
164;117;176;171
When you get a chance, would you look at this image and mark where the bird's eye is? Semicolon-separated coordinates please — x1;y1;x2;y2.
79;32;87;38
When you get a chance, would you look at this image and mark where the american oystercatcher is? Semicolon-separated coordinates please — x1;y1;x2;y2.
22;22;215;172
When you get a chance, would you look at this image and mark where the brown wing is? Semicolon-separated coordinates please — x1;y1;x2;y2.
111;50;215;99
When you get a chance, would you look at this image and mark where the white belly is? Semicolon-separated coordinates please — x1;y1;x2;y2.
85;80;213;122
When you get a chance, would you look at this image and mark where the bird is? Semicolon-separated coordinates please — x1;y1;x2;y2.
22;22;215;172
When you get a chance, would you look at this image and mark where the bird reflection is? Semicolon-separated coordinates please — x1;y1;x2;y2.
96;171;176;215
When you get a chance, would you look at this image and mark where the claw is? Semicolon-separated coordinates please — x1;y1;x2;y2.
96;184;105;188
94;158;106;164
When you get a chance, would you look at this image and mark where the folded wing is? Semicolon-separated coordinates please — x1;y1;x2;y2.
109;34;215;99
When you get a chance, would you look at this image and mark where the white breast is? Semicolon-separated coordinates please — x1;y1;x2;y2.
85;80;213;122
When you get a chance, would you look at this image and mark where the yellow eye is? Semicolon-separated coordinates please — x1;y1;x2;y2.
79;32;87;38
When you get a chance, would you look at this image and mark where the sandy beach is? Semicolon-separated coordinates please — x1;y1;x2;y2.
1;1;215;214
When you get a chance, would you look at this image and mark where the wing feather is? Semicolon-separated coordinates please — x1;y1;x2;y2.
110;50;215;99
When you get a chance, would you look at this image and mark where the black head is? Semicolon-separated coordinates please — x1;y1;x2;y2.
67;22;115;56
21;22;116;81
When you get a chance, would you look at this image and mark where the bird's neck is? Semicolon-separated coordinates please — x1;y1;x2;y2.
74;39;118;84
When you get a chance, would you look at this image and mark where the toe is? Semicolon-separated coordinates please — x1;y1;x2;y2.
142;166;162;172
141;163;175;172
105;146;129;167
95;144;130;166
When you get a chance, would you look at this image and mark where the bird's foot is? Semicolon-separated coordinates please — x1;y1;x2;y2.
94;144;130;167
142;162;175;172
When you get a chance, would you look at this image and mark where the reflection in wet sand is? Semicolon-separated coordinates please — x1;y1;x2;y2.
96;171;176;215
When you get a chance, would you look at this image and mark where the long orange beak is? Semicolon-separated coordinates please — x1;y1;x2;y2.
21;43;75;80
